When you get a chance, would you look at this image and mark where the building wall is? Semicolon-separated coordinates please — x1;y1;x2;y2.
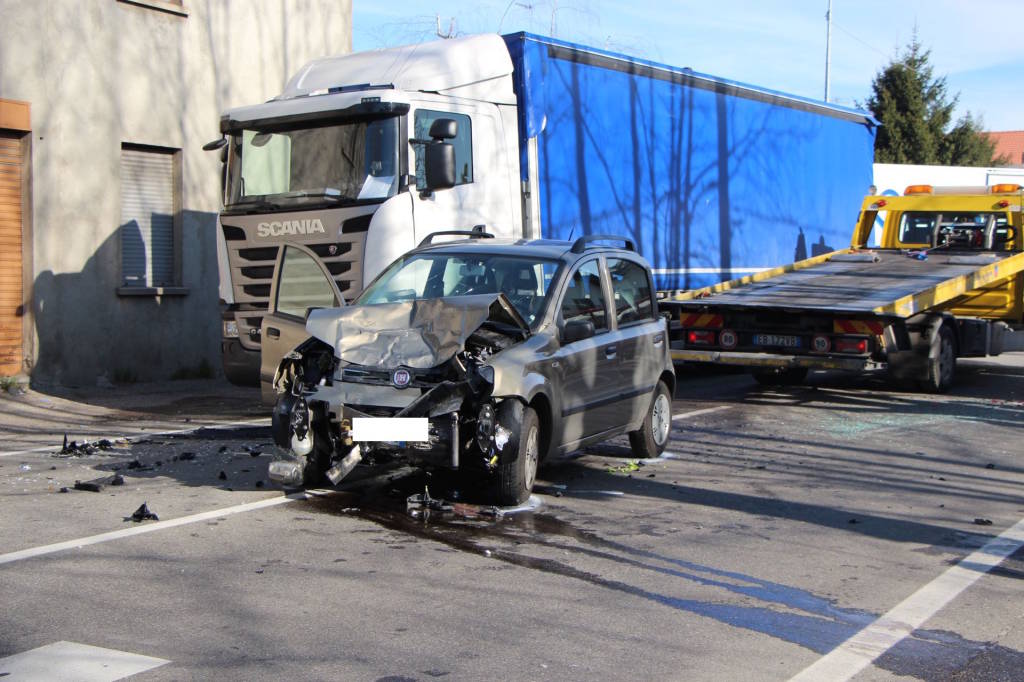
0;0;351;386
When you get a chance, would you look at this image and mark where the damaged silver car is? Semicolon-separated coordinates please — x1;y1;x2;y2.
260;231;675;504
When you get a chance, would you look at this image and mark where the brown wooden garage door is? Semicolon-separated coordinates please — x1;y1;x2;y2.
0;132;24;375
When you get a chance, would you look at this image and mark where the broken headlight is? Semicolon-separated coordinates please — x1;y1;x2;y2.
475;402;495;452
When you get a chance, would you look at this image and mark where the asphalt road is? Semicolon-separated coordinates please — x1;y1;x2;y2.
0;360;1022;681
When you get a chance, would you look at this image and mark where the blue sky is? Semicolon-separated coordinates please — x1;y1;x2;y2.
353;0;1024;131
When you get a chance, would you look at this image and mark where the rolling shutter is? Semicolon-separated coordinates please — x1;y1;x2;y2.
121;146;174;287
0;132;24;375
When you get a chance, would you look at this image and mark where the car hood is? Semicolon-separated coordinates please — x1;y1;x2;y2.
304;294;530;370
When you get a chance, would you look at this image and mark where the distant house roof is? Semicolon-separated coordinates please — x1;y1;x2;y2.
986;131;1024;166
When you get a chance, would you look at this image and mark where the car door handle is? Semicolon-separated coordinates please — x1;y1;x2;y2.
267;327;280;339
605;345;617;358
653;333;664;345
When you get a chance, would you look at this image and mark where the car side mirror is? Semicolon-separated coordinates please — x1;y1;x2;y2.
560;318;595;344
424;143;456;191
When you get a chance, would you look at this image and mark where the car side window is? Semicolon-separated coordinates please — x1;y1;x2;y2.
275;245;340;317
607;258;654;326
559;260;608;332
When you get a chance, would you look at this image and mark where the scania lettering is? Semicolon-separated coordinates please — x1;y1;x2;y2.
206;33;876;385
256;219;327;238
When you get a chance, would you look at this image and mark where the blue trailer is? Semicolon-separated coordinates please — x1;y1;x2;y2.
504;32;878;292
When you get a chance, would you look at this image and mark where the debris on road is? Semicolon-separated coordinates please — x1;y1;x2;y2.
973;518;993;526
59;434;115;456
606;461;641;474
125;503;159;522
73;474;125;493
176;452;196;461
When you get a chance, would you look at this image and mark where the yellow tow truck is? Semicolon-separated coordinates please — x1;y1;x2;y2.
668;184;1024;391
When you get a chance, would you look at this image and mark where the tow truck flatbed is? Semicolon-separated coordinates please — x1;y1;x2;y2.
671;249;1024;318
665;186;1024;391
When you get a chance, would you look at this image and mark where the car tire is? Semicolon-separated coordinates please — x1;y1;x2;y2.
494;405;540;506
753;367;808;386
629;381;672;459
919;325;956;393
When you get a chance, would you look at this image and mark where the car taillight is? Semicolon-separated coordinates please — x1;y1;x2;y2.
835;337;868;354
687;330;716;345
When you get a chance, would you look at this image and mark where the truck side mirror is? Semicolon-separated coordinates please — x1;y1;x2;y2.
560;318;595;344
425;143;456;191
428;118;457;140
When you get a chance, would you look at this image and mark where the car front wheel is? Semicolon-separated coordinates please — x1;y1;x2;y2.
494;405;539;506
629;381;672;459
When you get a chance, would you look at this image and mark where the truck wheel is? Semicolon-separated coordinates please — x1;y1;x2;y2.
493;405;539;505
753;367;808;386
629;381;672;459
920;325;956;393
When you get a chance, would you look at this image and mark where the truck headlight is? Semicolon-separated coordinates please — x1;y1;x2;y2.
223;320;239;338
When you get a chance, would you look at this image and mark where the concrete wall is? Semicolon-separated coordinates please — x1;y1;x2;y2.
0;0;351;386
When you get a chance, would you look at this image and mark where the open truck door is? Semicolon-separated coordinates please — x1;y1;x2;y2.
260;243;344;404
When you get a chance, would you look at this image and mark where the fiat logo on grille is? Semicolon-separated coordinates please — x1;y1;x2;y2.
391;368;412;389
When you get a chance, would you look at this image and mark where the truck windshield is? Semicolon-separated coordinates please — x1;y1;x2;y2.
357;253;561;327
225;117;400;208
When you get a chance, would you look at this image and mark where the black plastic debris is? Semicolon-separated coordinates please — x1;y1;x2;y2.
973;518;993;526
985;463;996;469
406;486;453;520
125;503;159;523
73;474;125;492
58;487;69;493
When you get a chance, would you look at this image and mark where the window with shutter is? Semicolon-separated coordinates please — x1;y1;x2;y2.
120;145;178;288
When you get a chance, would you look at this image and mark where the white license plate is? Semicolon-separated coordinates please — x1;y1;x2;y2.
352;418;429;442
753;334;801;348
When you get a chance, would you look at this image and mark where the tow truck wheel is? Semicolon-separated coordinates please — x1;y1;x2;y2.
494;405;539;505
629;381;672;459
920;325;956;393
753;367;808;386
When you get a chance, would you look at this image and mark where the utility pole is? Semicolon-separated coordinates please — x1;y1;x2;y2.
824;0;832;102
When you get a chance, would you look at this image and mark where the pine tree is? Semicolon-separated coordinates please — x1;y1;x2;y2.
866;37;1004;166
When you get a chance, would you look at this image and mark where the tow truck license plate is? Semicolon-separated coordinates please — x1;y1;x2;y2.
754;334;801;348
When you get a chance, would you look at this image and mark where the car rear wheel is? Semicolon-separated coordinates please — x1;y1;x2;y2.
494;405;539;505
629;381;672;459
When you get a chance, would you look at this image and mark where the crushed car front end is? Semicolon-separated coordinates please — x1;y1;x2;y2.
267;294;532;494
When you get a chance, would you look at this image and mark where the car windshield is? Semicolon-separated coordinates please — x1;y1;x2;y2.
357;252;561;326
225;117;400;208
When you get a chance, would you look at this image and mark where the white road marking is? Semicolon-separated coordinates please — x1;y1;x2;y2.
672;405;732;421
0;490;330;566
0;641;169;680
0;418;270;458
790;515;1024;682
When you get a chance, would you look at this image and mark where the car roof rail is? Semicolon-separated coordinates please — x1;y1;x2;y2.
418;224;494;247
570;234;636;254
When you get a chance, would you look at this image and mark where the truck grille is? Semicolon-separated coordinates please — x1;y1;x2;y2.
221;209;372;350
